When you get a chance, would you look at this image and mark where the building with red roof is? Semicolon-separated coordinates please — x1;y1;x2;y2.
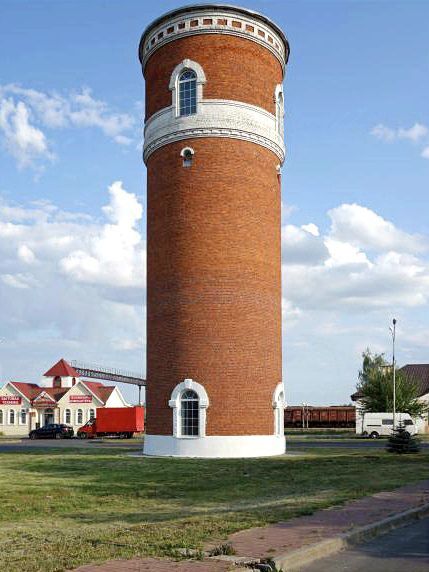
0;359;128;436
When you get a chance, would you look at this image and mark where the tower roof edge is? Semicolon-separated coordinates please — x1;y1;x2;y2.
139;3;290;68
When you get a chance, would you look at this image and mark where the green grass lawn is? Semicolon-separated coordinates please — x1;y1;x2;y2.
1;447;428;572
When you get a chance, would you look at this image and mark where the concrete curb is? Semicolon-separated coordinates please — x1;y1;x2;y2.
270;502;429;571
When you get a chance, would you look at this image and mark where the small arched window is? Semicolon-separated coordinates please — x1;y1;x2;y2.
72;377;76;386
180;146;194;167
53;376;62;388
179;70;197;116
180;390;199;436
89;409;95;420
65;409;71;424
275;85;284;139
20;409;27;425
77;409;83;425
9;409;15;425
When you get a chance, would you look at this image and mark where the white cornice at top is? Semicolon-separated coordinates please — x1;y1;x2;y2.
140;7;288;72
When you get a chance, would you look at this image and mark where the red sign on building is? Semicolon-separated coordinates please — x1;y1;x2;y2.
69;395;92;403
0;396;22;405
33;399;56;407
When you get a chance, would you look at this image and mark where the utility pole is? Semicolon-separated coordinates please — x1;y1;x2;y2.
391;319;397;430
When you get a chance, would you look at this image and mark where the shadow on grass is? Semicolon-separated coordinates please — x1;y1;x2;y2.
4;448;429;526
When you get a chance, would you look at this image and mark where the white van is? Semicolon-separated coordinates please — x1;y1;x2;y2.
358;412;417;438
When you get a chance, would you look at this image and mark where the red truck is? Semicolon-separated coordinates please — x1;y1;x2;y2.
77;406;144;439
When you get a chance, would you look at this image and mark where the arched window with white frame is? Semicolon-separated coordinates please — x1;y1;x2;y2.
0;410;3;425
169;379;209;438
274;84;284;139
20;409;27;425
89;408;95;420
169;59;206;117
76;409;83;425
178;70;197;116
65;409;71;424
273;383;286;436
9;409;15;425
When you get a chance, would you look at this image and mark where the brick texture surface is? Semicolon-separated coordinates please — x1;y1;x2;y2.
144;34;283;120
146;138;282;437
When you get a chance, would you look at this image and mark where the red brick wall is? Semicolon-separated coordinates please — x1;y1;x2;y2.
144;34;283;120
146;138;282;436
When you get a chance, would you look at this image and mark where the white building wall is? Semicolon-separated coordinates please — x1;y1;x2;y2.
40;376;78;388
0;384;31;437
105;387;129;407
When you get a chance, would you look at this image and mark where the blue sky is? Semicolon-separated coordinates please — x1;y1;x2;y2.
0;0;428;405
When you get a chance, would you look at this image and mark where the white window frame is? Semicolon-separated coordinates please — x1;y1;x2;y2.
9;409;15;425
20;409;27;425
64;409;71;424
273;383;286;436
169;379;209;438
0;410;3;425
88;408;95;421
169;59;206;118
76;409;83;426
274;84;284;139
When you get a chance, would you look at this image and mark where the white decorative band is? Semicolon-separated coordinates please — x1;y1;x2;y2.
140;8;288;71
143;99;285;163
143;434;286;458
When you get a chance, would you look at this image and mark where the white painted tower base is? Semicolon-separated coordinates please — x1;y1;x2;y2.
143;434;286;458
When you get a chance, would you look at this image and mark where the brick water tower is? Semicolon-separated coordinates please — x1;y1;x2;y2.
139;4;289;457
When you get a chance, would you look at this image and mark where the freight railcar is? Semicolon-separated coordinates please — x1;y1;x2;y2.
284;406;356;428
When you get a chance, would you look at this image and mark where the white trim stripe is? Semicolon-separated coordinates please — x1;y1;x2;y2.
144;99;285;163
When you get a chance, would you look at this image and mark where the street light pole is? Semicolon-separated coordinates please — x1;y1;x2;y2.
391;318;397;430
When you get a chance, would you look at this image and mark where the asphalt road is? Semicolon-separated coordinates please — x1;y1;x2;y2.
0;438;143;453
301;517;429;572
0;436;427;453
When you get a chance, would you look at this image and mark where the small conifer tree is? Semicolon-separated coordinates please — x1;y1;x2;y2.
386;422;420;454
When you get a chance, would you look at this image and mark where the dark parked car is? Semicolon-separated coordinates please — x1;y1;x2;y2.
29;424;74;440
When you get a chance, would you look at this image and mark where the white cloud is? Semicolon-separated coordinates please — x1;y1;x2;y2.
327;203;425;253
0;98;53;168
17;244;36;264
60;181;144;288
0;85;136;169
281;203;429;313
397;123;428;142
371;122;429;160
371;122;428;143
282;224;329;265
371;124;396;142
1;273;38;289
